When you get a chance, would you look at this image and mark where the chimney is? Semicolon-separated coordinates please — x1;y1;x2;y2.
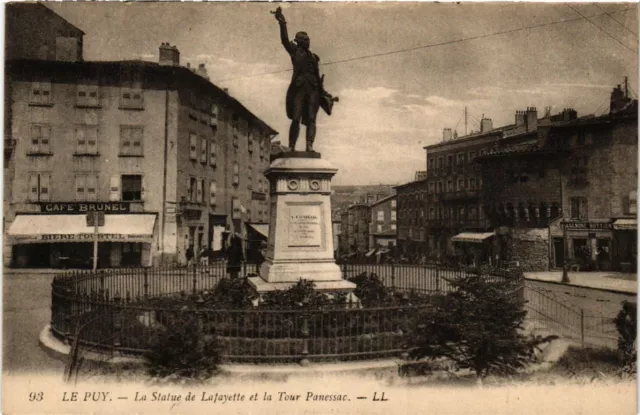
443;128;452;142
610;84;630;114
159;43;180;66
515;110;526;128
197;63;209;80
525;107;537;132
480;117;493;133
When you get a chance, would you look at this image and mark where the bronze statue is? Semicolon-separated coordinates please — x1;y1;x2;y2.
272;7;338;152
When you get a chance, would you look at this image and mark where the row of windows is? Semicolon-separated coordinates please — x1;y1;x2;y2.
375;210;397;221
186;177;218;206
400;205;483;221
28;173;146;202
427;149;488;170
31;81;144;110
375;223;397;233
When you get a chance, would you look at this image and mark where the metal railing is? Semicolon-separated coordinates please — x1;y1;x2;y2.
50;262;525;363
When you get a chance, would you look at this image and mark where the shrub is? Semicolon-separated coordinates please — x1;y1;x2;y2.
207;277;257;308
348;272;390;306
614;301;637;370
409;275;544;379
145;312;221;381
259;279;346;309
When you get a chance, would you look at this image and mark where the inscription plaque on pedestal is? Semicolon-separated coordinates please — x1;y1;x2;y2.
287;204;322;247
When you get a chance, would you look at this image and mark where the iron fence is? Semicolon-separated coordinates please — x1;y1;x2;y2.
51;262;526;363
50;261;622;365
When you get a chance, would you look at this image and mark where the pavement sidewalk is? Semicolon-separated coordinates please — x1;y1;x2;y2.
524;271;637;295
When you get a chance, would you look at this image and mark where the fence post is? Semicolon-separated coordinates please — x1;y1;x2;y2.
435;267;440;293
391;263;396;291
112;294;122;355
243;261;247;278
341;262;347;280
580;309;585;349
192;264;197;295
300;310;310;366
143;268;149;300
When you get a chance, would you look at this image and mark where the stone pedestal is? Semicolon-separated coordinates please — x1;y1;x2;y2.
248;154;356;294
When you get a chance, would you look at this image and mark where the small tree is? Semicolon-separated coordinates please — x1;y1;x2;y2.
614;301;637;371
146;312;221;381
409;275;542;381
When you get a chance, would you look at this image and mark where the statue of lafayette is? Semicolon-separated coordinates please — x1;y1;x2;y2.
273;7;338;152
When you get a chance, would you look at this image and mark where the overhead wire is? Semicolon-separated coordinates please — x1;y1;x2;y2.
564;4;638;54
595;3;637;36
213;6;637;83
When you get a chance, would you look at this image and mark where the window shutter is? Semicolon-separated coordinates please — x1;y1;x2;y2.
41;125;51;153
75;175;86;201
120;126;130;155
196;179;203;203
109;175;121;201
200;138;207;163
187;177;192;202
140;175;146;201
40;174;51;201
75;128;85;153
579;198;588;220
209;140;217;167
29;175;39;201
86;127;98;154
209;181;217;206
132;128;143;155
189;133;197;160
86;176;97;201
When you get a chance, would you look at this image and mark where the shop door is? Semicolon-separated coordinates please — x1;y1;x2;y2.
553;238;565;268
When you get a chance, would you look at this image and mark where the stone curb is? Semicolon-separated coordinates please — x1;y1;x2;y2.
525;277;637;296
39;325;406;379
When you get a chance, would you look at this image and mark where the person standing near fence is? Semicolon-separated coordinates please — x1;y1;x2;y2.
185;245;194;268
226;234;244;279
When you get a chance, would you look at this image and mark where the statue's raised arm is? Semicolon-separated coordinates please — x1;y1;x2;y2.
272;7;295;55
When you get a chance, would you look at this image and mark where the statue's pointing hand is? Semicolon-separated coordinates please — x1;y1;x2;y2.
272;7;286;24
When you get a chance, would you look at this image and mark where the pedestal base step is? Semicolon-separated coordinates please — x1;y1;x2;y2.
248;276;356;293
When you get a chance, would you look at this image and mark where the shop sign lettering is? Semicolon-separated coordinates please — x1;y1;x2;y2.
561;221;613;230
39;202;130;214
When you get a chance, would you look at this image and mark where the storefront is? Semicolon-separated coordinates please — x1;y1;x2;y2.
7;209;157;268
613;218;637;272
451;232;495;265
561;219;614;271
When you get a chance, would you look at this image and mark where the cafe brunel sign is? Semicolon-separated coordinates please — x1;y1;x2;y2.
39;202;130;214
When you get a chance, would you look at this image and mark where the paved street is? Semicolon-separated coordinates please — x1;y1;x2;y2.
3;272;65;376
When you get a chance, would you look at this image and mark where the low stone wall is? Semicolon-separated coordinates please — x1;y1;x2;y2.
511;228;549;272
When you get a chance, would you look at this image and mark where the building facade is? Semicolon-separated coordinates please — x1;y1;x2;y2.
550;88;637;272
368;194;397;249
5;44;276;268
395;178;428;259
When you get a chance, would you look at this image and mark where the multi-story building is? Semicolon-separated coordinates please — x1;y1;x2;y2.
395;178;428;258
549;87;637;272
338;203;371;259
369;194;397;249
420;119;501;261
476;85;636;271
5;43;276;268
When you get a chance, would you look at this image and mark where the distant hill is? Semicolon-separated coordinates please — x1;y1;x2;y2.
331;184;396;218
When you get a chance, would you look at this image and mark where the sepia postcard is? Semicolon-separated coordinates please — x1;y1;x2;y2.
2;1;638;414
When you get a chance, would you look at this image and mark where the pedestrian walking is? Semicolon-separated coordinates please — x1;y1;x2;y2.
199;246;209;266
226;234;244;279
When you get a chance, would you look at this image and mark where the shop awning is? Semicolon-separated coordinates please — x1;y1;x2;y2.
377;248;390;255
7;214;156;243
247;223;269;238
365;249;377;257
451;232;495;244
613;218;637;230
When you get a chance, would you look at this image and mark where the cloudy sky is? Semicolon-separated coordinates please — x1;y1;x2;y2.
47;2;638;185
